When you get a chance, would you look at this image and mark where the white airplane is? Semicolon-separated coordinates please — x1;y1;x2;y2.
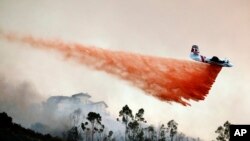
190;45;233;67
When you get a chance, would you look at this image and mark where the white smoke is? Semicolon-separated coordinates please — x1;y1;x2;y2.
0;73;124;139
0;74;44;127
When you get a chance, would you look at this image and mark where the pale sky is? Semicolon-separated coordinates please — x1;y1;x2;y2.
1;0;250;140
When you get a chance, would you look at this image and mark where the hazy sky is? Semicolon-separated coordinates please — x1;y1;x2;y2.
1;0;250;140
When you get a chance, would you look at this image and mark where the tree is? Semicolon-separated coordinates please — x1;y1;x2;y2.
67;126;79;141
81;122;91;141
128;120;140;141
135;108;146;123
167;120;178;141
104;131;114;141
215;121;230;141
145;125;157;141
97;124;105;141
158;124;166;141
118;105;133;141
126;108;147;141
87;112;102;141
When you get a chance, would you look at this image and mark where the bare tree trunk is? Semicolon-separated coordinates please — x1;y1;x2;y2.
91;123;94;141
125;121;128;141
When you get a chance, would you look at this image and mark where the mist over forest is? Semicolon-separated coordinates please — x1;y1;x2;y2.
0;74;230;141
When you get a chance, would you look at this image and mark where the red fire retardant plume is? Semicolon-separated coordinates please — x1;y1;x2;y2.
0;32;222;106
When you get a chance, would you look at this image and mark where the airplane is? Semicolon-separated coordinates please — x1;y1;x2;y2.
190;45;233;67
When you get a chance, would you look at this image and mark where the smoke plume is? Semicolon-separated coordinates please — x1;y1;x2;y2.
0;74;124;137
0;32;222;106
0;74;44;127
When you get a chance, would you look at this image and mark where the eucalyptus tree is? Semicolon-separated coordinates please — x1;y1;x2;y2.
215;121;230;141
159;124;167;141
167;120;178;141
118;105;134;141
128;108;146;141
86;112;103;141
